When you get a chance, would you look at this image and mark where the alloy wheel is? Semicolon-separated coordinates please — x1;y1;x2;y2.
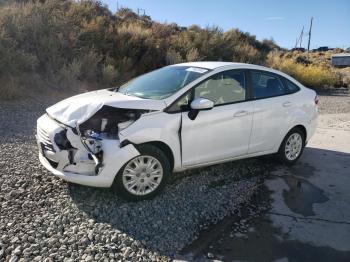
284;133;303;161
122;155;163;196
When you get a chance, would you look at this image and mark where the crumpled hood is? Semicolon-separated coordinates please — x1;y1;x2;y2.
46;89;167;126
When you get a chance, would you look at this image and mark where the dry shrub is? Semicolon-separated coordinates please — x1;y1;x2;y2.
0;76;23;100
166;49;183;65
186;48;200;62
58;59;82;89
233;44;260;63
0;73;42;100
117;23;151;39
78;51;102;81
101;64;119;85
0;0;278;99
267;52;338;88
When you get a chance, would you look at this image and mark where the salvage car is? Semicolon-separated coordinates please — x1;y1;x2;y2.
36;62;318;200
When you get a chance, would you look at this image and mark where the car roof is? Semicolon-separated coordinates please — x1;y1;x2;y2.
171;61;274;71
171;61;301;82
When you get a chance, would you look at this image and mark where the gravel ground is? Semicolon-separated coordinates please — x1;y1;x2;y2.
317;92;350;114
0;92;348;262
180;185;272;261
0;98;265;261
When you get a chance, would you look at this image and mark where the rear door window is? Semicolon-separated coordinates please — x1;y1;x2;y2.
283;78;301;94
251;71;286;99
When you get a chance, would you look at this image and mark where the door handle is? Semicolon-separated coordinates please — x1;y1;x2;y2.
234;110;249;117
282;101;292;107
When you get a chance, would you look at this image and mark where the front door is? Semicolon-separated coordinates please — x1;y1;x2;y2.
180;69;253;166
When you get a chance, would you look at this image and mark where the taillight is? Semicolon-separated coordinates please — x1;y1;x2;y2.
314;95;319;105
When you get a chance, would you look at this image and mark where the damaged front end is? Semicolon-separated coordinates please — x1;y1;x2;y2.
36;106;147;187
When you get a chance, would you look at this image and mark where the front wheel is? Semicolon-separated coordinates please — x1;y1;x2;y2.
277;127;305;165
112;144;170;201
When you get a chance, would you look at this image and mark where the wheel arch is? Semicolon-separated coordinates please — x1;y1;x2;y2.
279;124;307;149
136;141;175;171
276;124;307;165
293;124;307;140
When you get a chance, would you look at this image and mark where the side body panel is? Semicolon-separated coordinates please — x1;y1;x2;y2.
181;102;253;166
249;94;296;154
249;88;318;154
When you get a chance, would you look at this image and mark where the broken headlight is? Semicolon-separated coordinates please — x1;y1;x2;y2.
54;130;72;150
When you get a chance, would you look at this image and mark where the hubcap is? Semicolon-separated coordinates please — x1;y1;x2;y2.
122;155;163;196
285;133;303;161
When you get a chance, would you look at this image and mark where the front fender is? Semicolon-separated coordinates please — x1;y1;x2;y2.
119;112;182;171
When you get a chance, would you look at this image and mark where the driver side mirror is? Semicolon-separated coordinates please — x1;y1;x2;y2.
188;98;214;120
190;98;214;110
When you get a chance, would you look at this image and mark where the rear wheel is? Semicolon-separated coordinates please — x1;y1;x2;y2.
277;127;305;165
112;144;170;200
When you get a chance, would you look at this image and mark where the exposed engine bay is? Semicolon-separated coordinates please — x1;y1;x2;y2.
38;106;149;177
78;106;149;138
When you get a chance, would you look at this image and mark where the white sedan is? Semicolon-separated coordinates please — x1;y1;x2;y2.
36;62;318;200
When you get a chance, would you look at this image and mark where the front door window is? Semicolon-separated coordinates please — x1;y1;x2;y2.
194;70;246;105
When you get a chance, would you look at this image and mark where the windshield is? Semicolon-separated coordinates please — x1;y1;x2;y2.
117;66;209;99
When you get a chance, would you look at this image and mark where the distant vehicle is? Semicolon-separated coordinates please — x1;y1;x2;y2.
314;46;330;52
291;47;306;52
36;62;319;200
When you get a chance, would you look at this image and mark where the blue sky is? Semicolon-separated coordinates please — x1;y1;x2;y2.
102;0;350;49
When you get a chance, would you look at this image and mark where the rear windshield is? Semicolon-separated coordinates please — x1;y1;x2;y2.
117;66;209;99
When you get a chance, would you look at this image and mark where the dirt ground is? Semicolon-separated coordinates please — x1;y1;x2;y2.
180;94;350;262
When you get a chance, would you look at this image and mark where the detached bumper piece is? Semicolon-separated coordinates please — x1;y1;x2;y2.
36;114;140;187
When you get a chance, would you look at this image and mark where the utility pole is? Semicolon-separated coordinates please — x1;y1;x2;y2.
137;8;146;16
307;17;313;51
299;26;304;48
294;26;304;49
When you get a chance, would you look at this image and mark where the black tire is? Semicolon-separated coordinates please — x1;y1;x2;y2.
112;144;170;201
277;127;305;166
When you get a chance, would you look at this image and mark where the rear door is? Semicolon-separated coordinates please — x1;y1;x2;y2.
248;70;298;154
179;69;254;166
